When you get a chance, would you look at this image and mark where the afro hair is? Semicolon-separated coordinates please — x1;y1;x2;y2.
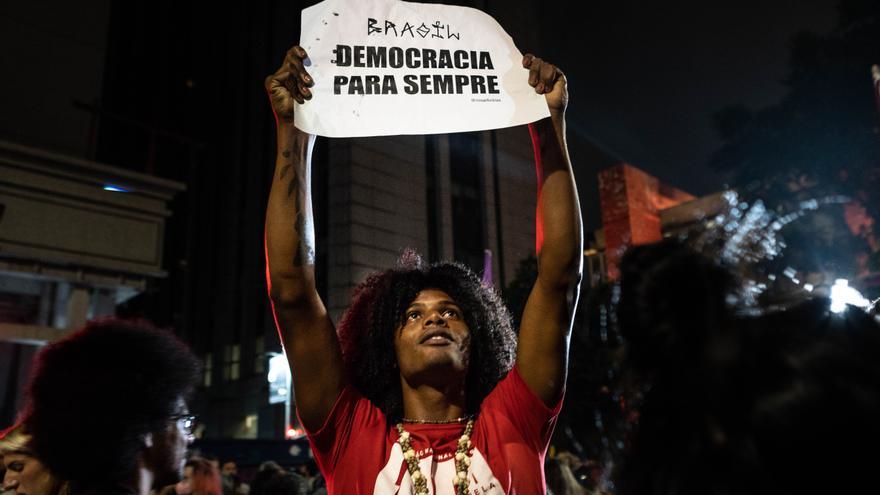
336;251;517;422
24;317;200;490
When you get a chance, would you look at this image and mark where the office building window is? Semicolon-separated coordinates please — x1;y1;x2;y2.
223;344;240;381
449;132;486;273
254;335;265;374
203;352;213;387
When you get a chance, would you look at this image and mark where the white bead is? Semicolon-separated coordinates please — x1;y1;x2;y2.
455;452;464;461
464;456;471;466
400;431;410;440
457;471;467;480
404;449;415;460
412;471;422;480
460;434;470;442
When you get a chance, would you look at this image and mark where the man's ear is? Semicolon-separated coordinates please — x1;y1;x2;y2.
143;432;155;449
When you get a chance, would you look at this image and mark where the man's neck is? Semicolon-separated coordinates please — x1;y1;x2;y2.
400;377;467;422
133;466;154;495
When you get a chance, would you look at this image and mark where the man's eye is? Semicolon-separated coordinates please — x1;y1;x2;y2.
7;461;25;472
407;312;420;320
443;309;459;318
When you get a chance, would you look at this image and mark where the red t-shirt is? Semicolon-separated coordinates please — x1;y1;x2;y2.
302;366;562;494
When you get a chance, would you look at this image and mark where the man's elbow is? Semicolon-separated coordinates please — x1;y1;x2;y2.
537;253;583;290
267;270;314;309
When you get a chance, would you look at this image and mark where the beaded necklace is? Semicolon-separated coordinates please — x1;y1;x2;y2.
395;419;475;495
401;414;474;425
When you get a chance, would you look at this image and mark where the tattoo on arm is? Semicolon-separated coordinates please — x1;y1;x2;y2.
286;168;300;198
293;209;307;267
292;167;303;266
278;151;313;267
273;146;315;268
292;183;313;267
279;150;293;179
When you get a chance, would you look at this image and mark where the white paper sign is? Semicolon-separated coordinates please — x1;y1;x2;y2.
295;0;550;137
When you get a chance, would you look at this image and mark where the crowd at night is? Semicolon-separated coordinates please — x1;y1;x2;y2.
1;1;879;494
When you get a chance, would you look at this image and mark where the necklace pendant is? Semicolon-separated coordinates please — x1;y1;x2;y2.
396;419;475;495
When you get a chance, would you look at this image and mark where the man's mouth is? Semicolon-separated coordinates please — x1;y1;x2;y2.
420;330;454;345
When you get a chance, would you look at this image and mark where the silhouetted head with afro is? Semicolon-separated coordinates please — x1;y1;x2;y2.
336;250;517;422
24;318;200;494
615;239;880;495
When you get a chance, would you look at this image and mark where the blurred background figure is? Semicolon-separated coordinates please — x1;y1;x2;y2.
242;462;307;495
614;239;880;495
0;423;65;495
179;458;222;495
261;472;308;495
545;456;588;495
246;462;283;495
219;461;247;495
22;318;201;495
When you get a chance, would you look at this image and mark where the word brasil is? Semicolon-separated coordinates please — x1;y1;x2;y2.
367;18;460;40
332;44;500;96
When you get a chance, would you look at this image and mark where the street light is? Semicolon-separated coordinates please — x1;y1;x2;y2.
829;279;871;314
267;352;296;438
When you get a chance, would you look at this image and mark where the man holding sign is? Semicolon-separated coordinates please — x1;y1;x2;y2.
264;24;581;495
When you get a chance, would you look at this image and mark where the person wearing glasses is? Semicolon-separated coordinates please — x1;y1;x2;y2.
21;318;200;495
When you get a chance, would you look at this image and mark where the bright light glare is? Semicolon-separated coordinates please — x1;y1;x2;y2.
830;279;871;313
268;354;291;383
103;184;130;192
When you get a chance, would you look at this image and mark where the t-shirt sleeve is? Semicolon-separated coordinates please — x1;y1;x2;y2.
479;365;564;452
299;384;384;472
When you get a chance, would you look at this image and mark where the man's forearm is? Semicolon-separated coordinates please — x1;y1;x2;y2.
529;114;583;286
265;124;318;303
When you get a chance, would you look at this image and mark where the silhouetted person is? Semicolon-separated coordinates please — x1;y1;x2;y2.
23;318;200;495
616;240;880;495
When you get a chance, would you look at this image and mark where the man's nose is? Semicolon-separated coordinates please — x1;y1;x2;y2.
425;310;447;326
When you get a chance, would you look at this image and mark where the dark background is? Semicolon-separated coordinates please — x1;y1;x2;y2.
3;0;878;452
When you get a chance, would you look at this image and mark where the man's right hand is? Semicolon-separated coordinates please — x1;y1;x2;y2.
264;45;314;126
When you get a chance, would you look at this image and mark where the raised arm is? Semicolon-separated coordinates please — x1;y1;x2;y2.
264;46;345;431
515;54;584;406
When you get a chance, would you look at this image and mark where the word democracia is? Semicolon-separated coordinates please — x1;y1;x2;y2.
332;44;500;96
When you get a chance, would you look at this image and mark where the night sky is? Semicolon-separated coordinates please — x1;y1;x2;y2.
541;0;838;197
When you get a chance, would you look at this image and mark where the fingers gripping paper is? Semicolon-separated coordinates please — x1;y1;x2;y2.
295;0;550;137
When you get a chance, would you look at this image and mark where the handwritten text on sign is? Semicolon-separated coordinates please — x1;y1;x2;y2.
295;0;549;137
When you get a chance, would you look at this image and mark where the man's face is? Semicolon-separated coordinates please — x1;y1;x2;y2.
145;398;193;488
393;289;471;383
221;462;236;477
1;452;55;495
